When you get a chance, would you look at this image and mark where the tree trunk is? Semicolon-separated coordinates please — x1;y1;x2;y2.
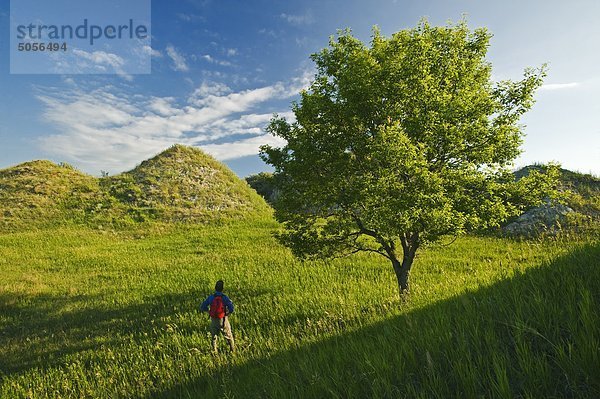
391;254;414;296
392;232;419;298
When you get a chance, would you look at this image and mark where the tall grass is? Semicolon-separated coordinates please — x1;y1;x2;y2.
0;218;598;398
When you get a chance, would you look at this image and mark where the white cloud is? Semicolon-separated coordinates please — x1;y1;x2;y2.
201;54;232;66
285;68;314;96
147;97;181;116
37;90;138;129
295;37;309;47
142;45;163;57
176;13;205;22
201;134;287;160
280;11;315;26
166;45;189;72
72;49;124;69
540;82;580;91
70;49;133;80
188;84;287;111
190;81;232;99
258;28;279;38
36;76;306;174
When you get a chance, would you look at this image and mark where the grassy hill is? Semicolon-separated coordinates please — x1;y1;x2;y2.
515;165;600;221
103;145;270;222
0;145;270;231
0;160;101;231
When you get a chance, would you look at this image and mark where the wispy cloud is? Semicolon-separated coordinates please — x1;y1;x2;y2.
70;49;133;80
540;82;580;91
176;13;205;23
295;37;309;47
202;134;286;161
166;45;189;72
187;0;212;8
142;45;163;58
147;97;181;116
280;11;315;26
258;28;279;38
72;49;124;69
201;54;232;67
36;75;305;174
189;81;232;98
286;68;314;95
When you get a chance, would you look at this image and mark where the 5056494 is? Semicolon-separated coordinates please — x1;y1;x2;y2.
17;42;67;52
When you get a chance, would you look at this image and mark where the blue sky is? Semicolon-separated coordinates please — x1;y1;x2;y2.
0;0;598;177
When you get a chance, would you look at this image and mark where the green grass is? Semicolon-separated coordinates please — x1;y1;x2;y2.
1;218;598;398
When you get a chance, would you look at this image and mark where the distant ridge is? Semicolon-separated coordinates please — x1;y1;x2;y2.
502;165;600;235
0;145;271;231
513;165;599;219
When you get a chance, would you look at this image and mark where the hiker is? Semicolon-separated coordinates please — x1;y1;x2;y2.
200;280;235;353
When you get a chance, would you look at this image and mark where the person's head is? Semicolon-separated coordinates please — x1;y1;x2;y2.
215;280;224;292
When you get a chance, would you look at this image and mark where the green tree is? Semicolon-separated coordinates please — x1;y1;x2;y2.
246;172;277;203
260;20;557;297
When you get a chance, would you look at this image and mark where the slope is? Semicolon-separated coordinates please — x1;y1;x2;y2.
0;145;271;231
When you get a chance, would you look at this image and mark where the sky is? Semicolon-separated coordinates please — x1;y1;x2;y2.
0;0;598;177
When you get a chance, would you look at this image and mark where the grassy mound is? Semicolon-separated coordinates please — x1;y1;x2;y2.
103;144;270;223
516;165;600;221
0;161;101;231
0;145;270;231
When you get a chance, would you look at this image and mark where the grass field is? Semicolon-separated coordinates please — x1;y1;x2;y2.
0;218;599;398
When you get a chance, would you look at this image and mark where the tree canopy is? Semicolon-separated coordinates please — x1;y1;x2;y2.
260;20;557;296
246;172;277;203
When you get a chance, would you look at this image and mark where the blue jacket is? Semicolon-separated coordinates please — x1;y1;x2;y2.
200;291;234;315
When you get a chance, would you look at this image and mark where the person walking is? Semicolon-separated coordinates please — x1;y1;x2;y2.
200;280;235;353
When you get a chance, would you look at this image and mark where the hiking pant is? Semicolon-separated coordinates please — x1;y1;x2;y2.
210;316;235;353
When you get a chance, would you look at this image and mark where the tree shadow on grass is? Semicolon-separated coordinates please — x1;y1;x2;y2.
0;292;185;375
153;242;600;399
0;286;272;377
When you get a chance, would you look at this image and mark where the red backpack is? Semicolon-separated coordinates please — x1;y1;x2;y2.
209;295;226;318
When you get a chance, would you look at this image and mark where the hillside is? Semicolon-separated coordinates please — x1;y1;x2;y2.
102;145;271;223
0;145;270;231
0;160;102;231
506;165;600;235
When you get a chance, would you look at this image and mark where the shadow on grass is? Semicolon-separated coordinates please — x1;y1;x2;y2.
0;286;271;376
0;292;184;375
153;243;600;399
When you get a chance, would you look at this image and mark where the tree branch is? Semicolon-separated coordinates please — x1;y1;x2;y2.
349;211;394;257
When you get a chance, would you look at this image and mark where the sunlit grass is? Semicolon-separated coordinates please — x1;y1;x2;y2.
0;218;598;398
